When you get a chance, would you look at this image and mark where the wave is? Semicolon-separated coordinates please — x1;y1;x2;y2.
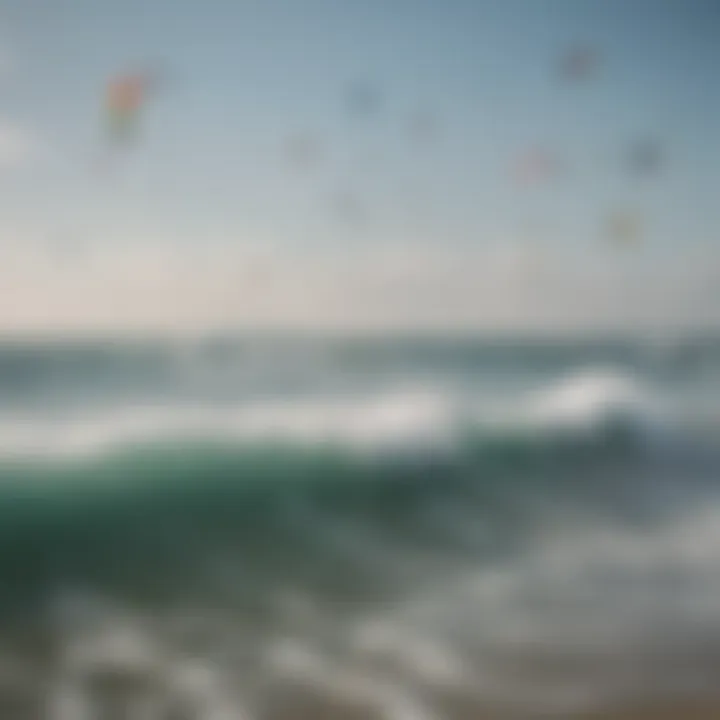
0;367;669;462
0;367;689;613
522;367;667;429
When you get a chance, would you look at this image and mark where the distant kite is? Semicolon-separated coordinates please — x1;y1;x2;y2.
283;132;323;170
627;139;663;177
408;111;441;147
514;147;562;186
559;46;598;81
105;74;147;144
606;209;642;247
332;189;368;229
104;67;164;147
346;81;382;117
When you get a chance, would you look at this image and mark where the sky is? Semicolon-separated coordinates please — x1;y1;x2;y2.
0;0;718;336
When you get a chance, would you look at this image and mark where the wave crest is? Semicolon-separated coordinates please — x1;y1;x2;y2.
0;368;669;462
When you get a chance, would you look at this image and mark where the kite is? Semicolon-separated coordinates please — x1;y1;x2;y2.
332;189;368;229
105;73;148;144
606;209;642;247
513;147;562;187
627;139;663;178
346;81;382;118
93;66;166;174
558;46;598;82
103;67;164;147
408;111;441;147
283;132;323;170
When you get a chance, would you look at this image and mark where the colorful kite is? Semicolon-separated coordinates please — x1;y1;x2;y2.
104;65;166;147
105;73;149;144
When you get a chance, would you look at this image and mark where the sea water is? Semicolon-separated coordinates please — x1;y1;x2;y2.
0;334;718;718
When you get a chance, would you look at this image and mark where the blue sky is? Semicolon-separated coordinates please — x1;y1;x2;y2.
0;0;718;333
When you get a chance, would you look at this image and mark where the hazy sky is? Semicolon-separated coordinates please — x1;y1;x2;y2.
0;0;718;335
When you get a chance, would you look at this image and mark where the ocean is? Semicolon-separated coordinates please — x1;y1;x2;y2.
0;334;719;718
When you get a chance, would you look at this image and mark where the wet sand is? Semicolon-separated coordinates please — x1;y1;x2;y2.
1;619;720;719
256;680;720;720
262;694;720;720
577;705;720;720
0;671;719;719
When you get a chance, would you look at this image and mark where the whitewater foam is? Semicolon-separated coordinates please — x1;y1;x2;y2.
385;502;720;662
0;369;670;461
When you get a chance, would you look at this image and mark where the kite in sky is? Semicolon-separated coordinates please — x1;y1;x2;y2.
283;132;323;170
103;67;165;147
408;111;441;148
626;139;663;178
558;46;598;81
606;209;642;247
513;147;562;187
346;81;382;118
105;73;148;144
332;189;368;230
